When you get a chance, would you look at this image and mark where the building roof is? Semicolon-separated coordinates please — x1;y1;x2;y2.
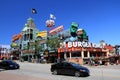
27;17;36;29
22;17;37;32
22;24;28;31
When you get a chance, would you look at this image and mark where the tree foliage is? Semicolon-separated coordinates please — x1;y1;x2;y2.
46;36;60;50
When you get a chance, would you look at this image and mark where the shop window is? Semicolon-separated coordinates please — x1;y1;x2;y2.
66;52;70;57
24;34;27;41
27;29;29;32
72;52;81;57
90;53;95;57
30;29;33;33
26;34;29;40
84;51;87;57
30;34;33;40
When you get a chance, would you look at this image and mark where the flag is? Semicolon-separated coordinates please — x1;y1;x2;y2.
50;14;56;19
31;8;37;14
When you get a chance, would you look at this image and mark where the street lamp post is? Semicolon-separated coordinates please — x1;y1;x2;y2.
64;46;67;60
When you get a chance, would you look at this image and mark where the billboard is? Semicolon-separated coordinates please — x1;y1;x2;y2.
49;25;64;35
12;33;22;42
37;31;47;37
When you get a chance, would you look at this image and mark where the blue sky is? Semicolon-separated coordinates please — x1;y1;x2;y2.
0;0;120;45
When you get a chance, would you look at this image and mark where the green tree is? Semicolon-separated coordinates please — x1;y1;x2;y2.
27;41;43;59
34;40;43;57
46;36;60;50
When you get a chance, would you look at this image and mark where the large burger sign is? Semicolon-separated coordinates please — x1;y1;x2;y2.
60;42;103;48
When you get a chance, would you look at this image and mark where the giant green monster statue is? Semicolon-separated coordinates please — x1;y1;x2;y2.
69;22;78;41
64;22;88;42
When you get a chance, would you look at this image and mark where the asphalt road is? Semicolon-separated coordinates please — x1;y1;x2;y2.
0;61;120;80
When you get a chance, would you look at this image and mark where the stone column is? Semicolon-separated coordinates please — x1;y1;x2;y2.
106;49;109;58
81;51;84;58
87;51;90;58
69;52;72;59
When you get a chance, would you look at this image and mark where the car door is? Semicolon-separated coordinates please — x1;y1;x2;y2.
56;62;68;75
0;61;8;69
63;63;75;75
54;63;64;74
0;62;2;68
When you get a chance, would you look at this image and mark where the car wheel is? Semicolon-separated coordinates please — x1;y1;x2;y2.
53;70;58;75
75;71;80;77
5;67;10;70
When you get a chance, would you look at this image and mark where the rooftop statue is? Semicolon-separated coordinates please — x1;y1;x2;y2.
60;22;88;42
77;29;88;42
69;22;79;41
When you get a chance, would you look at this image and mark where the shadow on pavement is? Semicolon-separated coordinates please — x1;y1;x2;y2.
0;69;7;72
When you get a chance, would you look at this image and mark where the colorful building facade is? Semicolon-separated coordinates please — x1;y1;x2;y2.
11;18;47;62
0;45;11;60
11;18;116;64
58;41;114;64
57;22;114;64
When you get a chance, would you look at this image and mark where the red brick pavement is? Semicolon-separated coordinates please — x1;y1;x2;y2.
0;71;48;80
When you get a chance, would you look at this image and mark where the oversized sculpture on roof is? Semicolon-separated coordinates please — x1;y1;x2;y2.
46;19;55;27
69;22;88;42
59;22;88;42
69;22;79;41
77;29;88;42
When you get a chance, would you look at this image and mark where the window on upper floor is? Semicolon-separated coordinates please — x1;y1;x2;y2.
30;29;33;33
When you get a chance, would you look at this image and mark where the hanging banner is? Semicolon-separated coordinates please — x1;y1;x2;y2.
49;25;64;35
12;33;22;42
37;31;47;37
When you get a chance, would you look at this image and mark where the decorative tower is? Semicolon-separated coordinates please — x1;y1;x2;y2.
20;18;39;61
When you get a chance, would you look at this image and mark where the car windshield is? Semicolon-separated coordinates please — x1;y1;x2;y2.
4;60;17;64
70;62;81;67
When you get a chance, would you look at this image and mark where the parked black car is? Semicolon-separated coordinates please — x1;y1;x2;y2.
0;60;20;70
51;62;90;77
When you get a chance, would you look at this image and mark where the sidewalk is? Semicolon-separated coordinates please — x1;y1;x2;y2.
84;64;120;69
